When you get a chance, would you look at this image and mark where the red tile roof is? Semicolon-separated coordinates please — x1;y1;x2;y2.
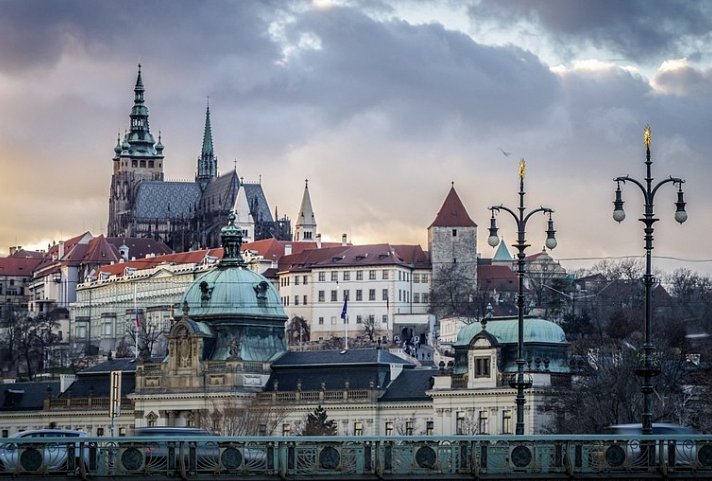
0;256;42;277
278;243;431;273
429;185;477;228
96;248;223;277
477;264;518;292
241;239;343;261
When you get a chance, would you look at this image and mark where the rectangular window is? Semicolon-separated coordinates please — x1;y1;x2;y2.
303;295;307;305
414;293;420;303
382;270;389;280
318;272;326;282
385;421;394;436
97;427;105;437
382;314;388;323
343;271;350;281
103;322;112;336
318;317;324;325
382;289;388;301
369;270;376;280
422;274;429;283
356;290;363;301
318;291;325;302
331;271;338;282
406;421;414;436
294;276;300;285
426;421;434;436
303;275;308;285
294;296;299;306
356;271;363;281
331;290;338;302
475;357;490;378
356;315;362;324
452;229;457;236
422;293;429;304
398;271;402;281
282;424;291;436
413;273;420;283
354;422;363;436
368;289;376;301
456;411;465;435
119;427;127;436
2;429;8;438
343;289;350;301
259;424;267;436
77;325;87;338
479;411;489;434
368;314;374;324
502;411;512;435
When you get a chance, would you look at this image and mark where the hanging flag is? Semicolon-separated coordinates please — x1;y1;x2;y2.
134;308;141;328
340;293;349;320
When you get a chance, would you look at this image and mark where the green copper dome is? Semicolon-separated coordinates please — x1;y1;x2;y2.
454;317;567;347
176;211;287;362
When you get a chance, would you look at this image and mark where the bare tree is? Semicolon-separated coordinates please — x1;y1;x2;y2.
429;263;484;323
197;394;287;435
286;316;310;346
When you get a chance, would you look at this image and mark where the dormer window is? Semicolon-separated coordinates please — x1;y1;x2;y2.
474;357;490;378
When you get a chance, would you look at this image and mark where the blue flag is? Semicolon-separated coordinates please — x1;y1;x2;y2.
340;293;348;320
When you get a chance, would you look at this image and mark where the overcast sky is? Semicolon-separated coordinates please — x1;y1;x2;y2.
1;0;711;276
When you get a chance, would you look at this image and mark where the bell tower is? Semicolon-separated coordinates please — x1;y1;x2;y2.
108;65;165;237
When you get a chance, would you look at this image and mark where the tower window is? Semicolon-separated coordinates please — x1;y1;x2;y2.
149;161;154;168
452;229;457;236
140;160;146;168
132;160;137;168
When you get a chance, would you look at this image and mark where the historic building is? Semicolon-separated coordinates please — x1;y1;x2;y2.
0;248;43;325
107;66;290;252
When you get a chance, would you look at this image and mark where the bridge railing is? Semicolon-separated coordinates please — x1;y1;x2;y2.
0;434;711;479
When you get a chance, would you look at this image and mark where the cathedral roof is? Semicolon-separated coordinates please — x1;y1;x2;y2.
429;184;477;228
241;182;275;223
134;181;201;219
201;171;239;213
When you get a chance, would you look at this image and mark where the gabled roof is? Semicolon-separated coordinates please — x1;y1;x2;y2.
105;237;172;258
493;240;513;262
242;182;274;223
82;235;120;264
429;185;477;228
202;171;239;213
9;249;44;260
241;239;338;263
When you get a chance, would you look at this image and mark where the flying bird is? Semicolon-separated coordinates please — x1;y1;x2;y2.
499;147;512;157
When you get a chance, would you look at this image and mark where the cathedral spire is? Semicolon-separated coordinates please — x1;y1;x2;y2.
294;179;317;241
125;64;158;155
197;99;217;189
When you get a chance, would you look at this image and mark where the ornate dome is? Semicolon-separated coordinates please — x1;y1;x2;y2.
175;211;287;362
454;317;567;347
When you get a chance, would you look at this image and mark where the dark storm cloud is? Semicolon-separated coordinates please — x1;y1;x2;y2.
468;0;712;64
0;0;288;73
246;6;561;139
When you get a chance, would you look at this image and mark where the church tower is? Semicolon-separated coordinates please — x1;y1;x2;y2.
428;183;478;286
196;101;217;190
233;185;254;243
107;65;165;237
294;179;317;241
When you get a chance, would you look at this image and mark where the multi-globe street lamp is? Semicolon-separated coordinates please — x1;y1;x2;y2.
487;159;557;435
612;125;687;435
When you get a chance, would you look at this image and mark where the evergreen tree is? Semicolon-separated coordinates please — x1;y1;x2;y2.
303;405;336;435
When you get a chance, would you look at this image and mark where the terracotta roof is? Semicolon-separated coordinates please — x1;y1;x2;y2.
278;243;430;273
429;186;477;228
477;264;519;292
105;237;172;258
8;249;44;260
82;235;120;264
0;256;42;277
96;247;223;277
242;239;342;261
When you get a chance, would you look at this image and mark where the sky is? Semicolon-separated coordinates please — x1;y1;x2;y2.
0;0;711;277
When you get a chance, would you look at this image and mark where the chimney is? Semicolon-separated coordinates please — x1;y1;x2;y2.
9;246;20;255
316;234;322;249
285;244;292;256
58;240;65;259
342;233;347;246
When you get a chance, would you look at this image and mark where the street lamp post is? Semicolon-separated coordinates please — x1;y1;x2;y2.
612;125;687;435
487;159;557;435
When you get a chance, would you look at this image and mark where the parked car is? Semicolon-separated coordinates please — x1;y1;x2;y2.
603;423;698;466
135;427;218;467
0;429;89;472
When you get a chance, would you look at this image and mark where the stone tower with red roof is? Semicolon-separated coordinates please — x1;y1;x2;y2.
428;183;478;288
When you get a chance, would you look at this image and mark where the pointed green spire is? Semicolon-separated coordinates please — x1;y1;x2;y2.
125;64;159;156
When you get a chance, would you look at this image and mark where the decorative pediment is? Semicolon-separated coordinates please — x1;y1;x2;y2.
470;330;498;348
